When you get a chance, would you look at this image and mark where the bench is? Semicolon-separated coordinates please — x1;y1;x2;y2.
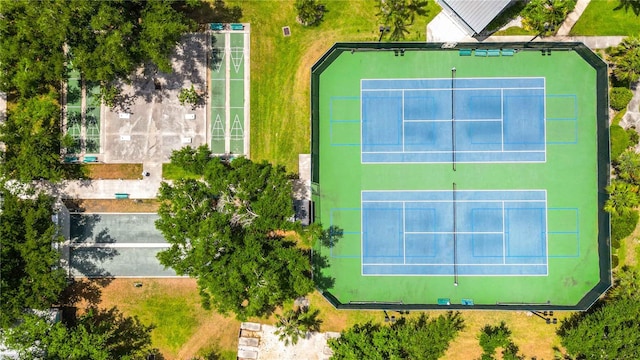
501;49;515;56
458;49;472;56
118;112;130;119
475;49;488;57
182;137;192;144
437;298;451;306
210;23;224;31
230;23;244;31
64;156;79;163
120;135;131;141
488;49;501;57
83;156;98;163
461;299;474;306
184;113;196;120
115;193;129;199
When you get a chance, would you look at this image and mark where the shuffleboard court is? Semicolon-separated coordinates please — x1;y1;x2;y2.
69;213;177;277
362;190;547;276
211;33;226;154
311;43;610;310
66;67;82;153
209;25;250;157
361;77;545;163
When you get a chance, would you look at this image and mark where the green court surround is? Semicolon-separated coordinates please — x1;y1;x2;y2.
311;42;611;311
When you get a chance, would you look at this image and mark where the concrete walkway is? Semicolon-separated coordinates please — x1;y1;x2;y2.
556;0;591;36
480;35;625;49
51;162;166;200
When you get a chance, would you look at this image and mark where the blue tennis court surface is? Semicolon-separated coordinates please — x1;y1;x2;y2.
361;190;548;276
361;78;546;163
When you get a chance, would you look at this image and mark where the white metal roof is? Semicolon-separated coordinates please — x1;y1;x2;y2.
438;0;513;34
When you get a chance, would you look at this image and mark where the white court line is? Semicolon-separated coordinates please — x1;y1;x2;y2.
361;76;545;81
71;243;170;248
502;201;506;264
402;202;406;264
403;119;503;122
363;199;545;203
362;87;544;92
402;90;405;152
405;231;503;234
501;89;505;151
362;150;545;154
362;262;546;266
361;160;546;164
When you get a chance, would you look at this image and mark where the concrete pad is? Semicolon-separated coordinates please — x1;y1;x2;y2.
102;33;209;163
68;213;180;277
427;12;474;42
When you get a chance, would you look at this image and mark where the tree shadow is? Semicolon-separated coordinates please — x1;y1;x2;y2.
310;251;335;292
79;306;155;358
174;34;208;94
68;214;119;278
188;0;242;23
319;225;343;248
614;0;640;16
60;277;114;307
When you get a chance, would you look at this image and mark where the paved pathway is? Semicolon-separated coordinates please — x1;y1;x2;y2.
556;0;591;36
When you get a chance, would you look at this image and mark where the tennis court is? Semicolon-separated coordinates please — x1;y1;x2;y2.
362;190;547;276
68;213;178;278
312;43;610;310
361;78;545;163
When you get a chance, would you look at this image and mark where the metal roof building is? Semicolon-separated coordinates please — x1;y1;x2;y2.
437;0;513;35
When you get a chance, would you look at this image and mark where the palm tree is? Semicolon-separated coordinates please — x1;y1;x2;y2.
377;0;429;41
614;0;640;16
274;307;322;346
617;149;640;185
608;36;640;84
604;180;640;215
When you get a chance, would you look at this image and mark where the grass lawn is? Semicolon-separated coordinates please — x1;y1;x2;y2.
83;163;143;179
91;279;564;359
493;26;535;36
223;0;440;172
162;163;201;180
63;198;161;213
87;279;239;360
570;0;640;35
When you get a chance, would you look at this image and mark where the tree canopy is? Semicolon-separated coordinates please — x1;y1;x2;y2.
328;312;464;359
0;307;154;360
521;0;577;35
557;298;640;359
0;91;69;181
0;186;66;328
0;0;194;96
156;150;314;319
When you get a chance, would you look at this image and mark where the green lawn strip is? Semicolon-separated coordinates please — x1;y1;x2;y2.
162;163;201;180
493;26;535;36
226;0;440;172
570;0;640;35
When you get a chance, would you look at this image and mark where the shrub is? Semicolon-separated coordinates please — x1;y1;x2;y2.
611;124;631;161
611;210;639;242
178;84;200;108
521;0;577;34
610;87;633;111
